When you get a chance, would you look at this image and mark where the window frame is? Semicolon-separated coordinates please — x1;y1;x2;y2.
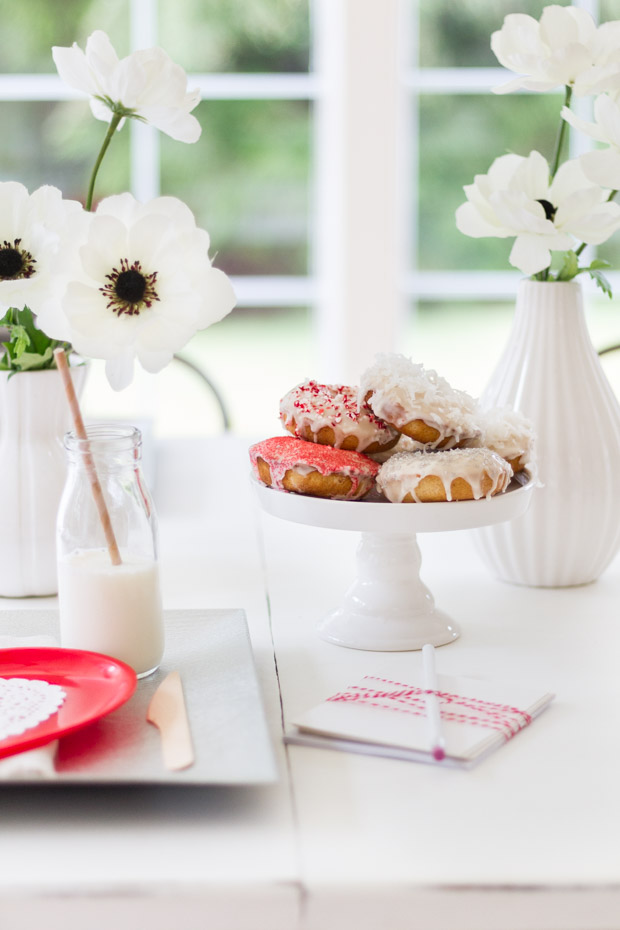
1;0;616;384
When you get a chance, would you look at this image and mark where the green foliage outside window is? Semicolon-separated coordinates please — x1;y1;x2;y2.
0;0;311;279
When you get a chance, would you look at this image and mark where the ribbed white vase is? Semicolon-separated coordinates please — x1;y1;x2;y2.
473;279;620;587
0;365;87;597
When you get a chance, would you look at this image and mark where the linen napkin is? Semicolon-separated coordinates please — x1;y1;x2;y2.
288;673;555;768
0;634;60;779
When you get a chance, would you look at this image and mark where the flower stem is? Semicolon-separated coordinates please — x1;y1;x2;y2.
85;113;123;211
550;85;573;180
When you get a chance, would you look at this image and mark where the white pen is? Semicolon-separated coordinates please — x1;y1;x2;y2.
422;643;445;761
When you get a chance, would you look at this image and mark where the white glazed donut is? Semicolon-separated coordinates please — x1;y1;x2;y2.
359;354;481;450
467;406;535;473
376;448;513;503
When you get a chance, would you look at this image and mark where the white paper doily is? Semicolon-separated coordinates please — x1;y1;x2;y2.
0;678;66;740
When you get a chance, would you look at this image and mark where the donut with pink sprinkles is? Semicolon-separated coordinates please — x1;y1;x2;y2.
249;435;379;500
279;380;399;454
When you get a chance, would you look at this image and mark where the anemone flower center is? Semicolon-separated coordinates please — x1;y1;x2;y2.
100;258;159;317
0;239;36;281
537;199;557;222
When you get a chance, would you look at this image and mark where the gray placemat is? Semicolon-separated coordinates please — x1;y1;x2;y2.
0;608;277;785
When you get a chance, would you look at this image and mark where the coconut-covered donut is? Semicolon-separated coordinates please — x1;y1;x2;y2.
250;436;380;501
466;407;534;474
279;380;399;454
376;448;513;503
359;354;481;449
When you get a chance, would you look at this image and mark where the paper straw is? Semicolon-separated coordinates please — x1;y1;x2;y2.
53;349;122;566
422;643;445;761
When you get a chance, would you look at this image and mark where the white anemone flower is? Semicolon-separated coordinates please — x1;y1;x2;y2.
52;30;201;143
455;150;620;275
0;181;86;317
562;93;620;189
36;193;236;391
491;6;620;96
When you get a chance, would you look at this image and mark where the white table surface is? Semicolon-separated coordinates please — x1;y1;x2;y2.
1;435;619;930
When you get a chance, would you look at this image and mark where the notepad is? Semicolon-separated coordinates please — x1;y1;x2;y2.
287;674;555;768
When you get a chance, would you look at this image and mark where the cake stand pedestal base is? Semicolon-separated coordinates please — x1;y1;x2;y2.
253;473;534;652
317;532;459;650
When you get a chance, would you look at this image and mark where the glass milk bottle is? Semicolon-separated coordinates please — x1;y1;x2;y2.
57;425;164;678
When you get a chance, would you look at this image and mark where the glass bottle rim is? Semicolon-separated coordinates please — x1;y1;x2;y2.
63;423;142;456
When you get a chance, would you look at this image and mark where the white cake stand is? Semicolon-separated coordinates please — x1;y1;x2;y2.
253;473;534;652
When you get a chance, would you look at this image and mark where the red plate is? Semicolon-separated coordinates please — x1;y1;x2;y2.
0;648;137;760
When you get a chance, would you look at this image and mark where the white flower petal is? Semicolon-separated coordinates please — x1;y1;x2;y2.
542;43;593;86
560;105;607;143
35;286;73;342
559;200;620;244
0;181;29;242
493;77;559;94
554;185;605;224
486;153;524;188
136;106;201;143
52;44;101;96
455;203;504;239
491;14;541;71
79;214;129;281
64;282;119;338
509;235;552;275
511;151;550;200
593;93;620;148
161;265;198;299
135;345;175;375
136;312;189;355
95;192;139;224
580;148;620;188
199;268;236;326
540;6;595;52
85;31;121;84
549;157;600;203
123;214;172;267
105;354;135;392
137;195;198;229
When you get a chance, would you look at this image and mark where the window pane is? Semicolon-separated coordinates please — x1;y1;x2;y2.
418;0;565;68
416;92;559;271
0;0;129;72
403;301;514;396
0;101;129;201
186;307;317;436
162;99;311;276
160;0;310;73
597;238;620;270
600;1;619;24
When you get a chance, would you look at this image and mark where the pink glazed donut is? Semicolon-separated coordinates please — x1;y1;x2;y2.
250;435;379;501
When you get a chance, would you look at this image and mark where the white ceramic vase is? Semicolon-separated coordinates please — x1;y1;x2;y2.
0;364;88;597
473;279;620;587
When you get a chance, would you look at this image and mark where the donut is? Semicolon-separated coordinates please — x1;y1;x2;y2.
376;448;513;503
367;433;425;464
465;407;534;474
359;354;481;449
279;380;399;454
249;436;380;501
